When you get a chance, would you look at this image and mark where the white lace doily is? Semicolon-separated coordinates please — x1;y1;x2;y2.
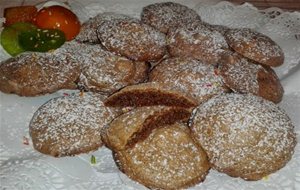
0;1;299;190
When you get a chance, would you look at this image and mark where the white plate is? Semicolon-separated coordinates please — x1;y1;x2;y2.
0;1;299;189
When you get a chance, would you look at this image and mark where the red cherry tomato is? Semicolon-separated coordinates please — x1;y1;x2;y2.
35;5;80;41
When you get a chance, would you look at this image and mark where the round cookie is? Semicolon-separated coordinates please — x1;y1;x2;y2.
29;92;121;157
190;93;297;180
167;22;228;64
114;122;210;189
0;44;81;96
149;57;230;104
97;17;166;61
75;42;149;94
218;52;283;103
141;2;201;34
224;28;284;67
76;12;131;43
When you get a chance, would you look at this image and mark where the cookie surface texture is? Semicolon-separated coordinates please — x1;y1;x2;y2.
0;43;81;96
114;123;210;189
97;17;166;61
29;92;121;157
141;2;201;34
190;93;297;180
150;57;229;104
76;12;131;43
225;28;284;67
76;42;149;94
218;52;283;103
167;22;228;64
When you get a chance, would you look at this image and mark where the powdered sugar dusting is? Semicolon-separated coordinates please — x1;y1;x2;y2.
225;28;284;66
191;93;296;179
64;42;148;94
29;92;120;156
167;22;228;64
141;2;201;34
150;57;227;103
219;52;262;94
0;44;81;96
115;123;209;189
97;17;166;61
76;12;132;43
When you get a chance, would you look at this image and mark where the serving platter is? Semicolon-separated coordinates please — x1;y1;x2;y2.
0;1;299;189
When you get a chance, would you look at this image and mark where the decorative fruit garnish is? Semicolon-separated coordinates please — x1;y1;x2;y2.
19;29;66;52
0;22;37;56
1;4;79;56
3;6;37;26
34;5;81;41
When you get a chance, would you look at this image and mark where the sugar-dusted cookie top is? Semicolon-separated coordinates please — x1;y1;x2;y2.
76;12;131;43
97;17;166;61
74;42;149;94
0;43;81;96
167;22;228;64
190;93;296;180
218;52;283;103
114;122;209;189
29;92;121;157
225;28;284;67
141;2;201;34
150;57;229;104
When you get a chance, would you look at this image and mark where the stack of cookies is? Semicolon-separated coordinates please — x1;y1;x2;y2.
0;2;297;189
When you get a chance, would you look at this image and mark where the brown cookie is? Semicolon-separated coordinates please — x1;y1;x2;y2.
0;43;81;96
114;123;210;189
76;12;131;43
76;42;149;94
218;52;284;103
97;17;166;61
141;2;201;34
29;92;121;157
190;93;297;181
149;57;230;104
104;82;198;108
102;106;192;151
224;28;284;67
167;22;228;64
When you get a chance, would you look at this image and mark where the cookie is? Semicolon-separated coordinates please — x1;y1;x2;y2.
167;22;228;64
218;52;283;103
102;106;192;151
141;2;201;34
97;17;166;61
224;28;284;67
190;93;297;180
104;82;198;108
0;44;81;96
114;123;210;189
149;57;230;104
76;12;131;43
76;42;149;94
29;92;121;157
